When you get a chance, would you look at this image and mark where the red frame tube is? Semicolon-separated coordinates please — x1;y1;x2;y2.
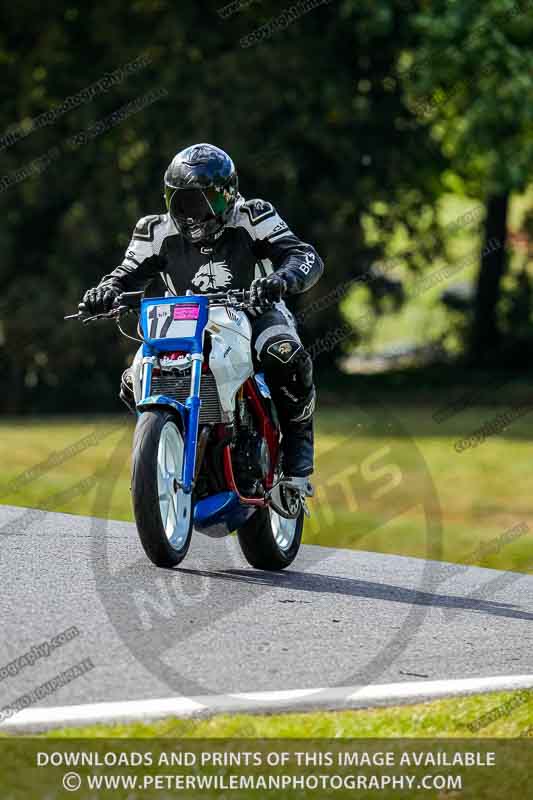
222;377;280;506
223;446;266;507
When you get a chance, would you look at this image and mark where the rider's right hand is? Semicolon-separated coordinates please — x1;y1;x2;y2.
249;275;287;308
79;286;119;315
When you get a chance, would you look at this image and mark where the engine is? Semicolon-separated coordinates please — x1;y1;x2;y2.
232;398;270;496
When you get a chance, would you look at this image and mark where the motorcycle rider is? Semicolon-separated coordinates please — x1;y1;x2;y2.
80;143;323;483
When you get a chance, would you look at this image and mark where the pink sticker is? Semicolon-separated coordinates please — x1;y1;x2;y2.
173;305;199;321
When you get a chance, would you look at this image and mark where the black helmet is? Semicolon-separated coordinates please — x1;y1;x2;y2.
164;143;239;244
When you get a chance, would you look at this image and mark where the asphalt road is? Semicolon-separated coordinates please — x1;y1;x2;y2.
1;504;533;713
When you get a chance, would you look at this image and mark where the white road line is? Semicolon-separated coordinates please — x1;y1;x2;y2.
346;675;533;702
3;674;533;733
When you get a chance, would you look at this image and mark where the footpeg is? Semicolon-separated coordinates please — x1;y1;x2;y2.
280;476;314;497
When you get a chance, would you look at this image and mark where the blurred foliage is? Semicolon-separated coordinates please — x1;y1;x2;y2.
403;0;533;194
0;0;449;412
0;1;532;412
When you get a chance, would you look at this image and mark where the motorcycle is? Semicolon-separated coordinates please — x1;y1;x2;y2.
66;290;310;569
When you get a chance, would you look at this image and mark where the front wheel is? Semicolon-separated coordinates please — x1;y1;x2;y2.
237;499;304;570
131;410;193;567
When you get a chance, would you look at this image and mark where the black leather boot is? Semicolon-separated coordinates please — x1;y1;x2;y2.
281;418;314;477
276;387;316;477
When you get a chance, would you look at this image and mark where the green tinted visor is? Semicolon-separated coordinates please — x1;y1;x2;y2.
165;186;229;222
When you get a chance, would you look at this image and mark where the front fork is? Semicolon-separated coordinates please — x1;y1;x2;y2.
140;350;203;495
182;354;203;494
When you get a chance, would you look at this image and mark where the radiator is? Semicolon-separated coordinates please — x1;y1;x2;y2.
151;371;223;424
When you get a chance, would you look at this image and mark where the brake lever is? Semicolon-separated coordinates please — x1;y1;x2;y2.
95;305;130;322
63;310;98;323
63;311;108;323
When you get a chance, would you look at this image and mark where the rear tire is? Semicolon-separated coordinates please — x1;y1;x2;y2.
131;410;193;568
237;505;303;570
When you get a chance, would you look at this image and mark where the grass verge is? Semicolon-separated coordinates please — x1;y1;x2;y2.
31;690;533;738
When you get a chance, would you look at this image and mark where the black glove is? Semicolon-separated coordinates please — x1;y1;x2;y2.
79;286;119;315
249;275;288;308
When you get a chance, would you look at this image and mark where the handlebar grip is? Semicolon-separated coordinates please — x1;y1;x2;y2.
118;291;144;300
115;291;144;310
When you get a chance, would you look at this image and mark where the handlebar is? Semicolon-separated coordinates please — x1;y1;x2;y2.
64;289;255;323
204;289;252;304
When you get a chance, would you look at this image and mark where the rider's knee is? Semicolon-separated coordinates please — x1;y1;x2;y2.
260;334;312;382
259;335;315;418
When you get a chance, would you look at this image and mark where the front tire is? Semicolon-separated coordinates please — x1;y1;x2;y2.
237;502;304;570
131;410;193;567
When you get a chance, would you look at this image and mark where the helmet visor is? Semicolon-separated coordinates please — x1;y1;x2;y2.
165;186;229;222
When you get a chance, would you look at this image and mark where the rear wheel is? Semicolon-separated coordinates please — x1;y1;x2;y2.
237;488;304;570
131;410;193;567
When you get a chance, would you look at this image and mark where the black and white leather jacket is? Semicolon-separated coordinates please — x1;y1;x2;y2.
98;196;323;298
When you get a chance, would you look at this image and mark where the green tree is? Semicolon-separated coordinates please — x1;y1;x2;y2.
402;0;533;362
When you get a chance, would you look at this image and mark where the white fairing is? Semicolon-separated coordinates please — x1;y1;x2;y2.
206;306;253;421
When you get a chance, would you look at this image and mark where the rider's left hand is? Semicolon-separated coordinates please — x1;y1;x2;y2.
250;275;288;308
